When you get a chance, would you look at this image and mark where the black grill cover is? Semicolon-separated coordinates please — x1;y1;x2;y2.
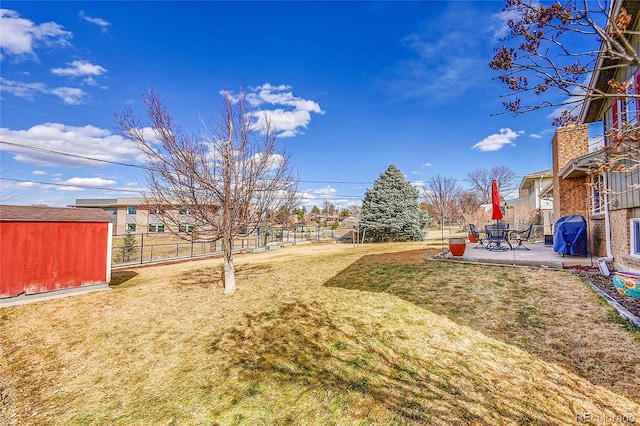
553;215;587;256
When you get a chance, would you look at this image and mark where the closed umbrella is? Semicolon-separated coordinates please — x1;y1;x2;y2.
491;180;503;222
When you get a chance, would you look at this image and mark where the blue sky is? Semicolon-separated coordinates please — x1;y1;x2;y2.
0;1;595;208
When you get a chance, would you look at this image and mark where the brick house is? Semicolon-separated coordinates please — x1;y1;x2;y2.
551;1;640;273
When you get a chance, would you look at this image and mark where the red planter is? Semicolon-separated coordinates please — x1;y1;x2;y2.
468;233;479;243
449;238;466;256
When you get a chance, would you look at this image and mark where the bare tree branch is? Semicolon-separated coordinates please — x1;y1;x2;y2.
490;0;640;120
466;166;517;204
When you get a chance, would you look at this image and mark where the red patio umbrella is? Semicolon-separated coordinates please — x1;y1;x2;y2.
491;180;503;221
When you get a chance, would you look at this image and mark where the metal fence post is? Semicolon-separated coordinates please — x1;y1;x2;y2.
140;233;144;264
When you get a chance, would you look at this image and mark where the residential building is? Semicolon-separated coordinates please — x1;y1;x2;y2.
551;0;640;273
504;169;554;236
71;198;196;235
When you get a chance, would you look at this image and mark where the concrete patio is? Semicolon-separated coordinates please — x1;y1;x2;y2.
440;240;598;269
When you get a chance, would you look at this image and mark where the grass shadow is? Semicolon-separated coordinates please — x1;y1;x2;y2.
109;270;138;287
201;302;636;425
324;249;640;402
171;264;275;289
204;299;601;424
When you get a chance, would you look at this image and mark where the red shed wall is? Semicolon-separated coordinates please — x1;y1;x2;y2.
0;221;109;298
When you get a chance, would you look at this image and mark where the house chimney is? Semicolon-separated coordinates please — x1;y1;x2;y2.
551;124;590;220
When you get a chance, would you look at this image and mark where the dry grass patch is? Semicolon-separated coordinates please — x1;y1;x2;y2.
1;242;639;425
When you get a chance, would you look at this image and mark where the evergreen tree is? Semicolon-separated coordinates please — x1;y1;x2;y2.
361;164;428;242
122;231;138;262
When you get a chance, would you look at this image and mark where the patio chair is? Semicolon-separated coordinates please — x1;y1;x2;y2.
485;224;511;251
510;224;533;250
469;224;485;248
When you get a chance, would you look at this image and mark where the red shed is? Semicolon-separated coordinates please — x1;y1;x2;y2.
0;205;113;299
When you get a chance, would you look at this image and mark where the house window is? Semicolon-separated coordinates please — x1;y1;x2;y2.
179;224;195;233
126;223;137;232
604;68;640;145
149;223;165;232
631;219;640;257
591;174;605;215
127;206;137;215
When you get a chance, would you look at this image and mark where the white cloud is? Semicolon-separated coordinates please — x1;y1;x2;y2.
52;60;107;77
32;170;46;175
225;84;325;138
0;122;145;167
472;128;522;152
250;152;285;170
79;11;111;33
411;180;425;189
55;186;84;192
0;78;46;98
298;185;338;207
1;78;88;105
82;77;107;89
59;177;118;188
529;134;543;139
0;9;72;59
309;186;336;197
49;87;87;105
421;162;433;167
489;2;526;42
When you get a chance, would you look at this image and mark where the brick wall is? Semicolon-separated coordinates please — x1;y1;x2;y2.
551;124;590;220
609;209;629;257
609;209;640;271
588;216;607;257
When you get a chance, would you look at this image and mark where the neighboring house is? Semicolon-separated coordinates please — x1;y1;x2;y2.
477;170;553;236
71;198;197;235
551;1;640;273
504;169;554;236
0;205;113;299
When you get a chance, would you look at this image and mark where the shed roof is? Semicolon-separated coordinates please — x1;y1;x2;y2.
0;205;113;222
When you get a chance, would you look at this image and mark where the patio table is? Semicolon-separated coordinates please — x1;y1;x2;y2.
485;224;512;251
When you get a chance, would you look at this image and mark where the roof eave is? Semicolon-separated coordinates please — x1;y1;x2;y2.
558;150;605;179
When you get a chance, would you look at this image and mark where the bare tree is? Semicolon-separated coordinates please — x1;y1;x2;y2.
489;0;640;179
423;175;462;231
116;89;296;294
467;166;517;203
459;190;481;215
459;190;489;226
321;200;335;216
490;0;640;122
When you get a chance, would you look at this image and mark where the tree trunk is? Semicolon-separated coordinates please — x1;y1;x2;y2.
222;201;235;294
223;240;236;294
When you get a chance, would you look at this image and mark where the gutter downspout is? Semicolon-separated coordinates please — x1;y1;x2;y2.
598;172;614;275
